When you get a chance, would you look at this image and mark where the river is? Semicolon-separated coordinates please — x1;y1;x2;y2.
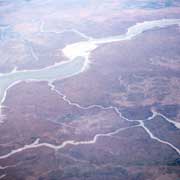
0;18;180;105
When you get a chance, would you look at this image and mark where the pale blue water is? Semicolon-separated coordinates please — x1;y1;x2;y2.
0;18;180;104
0;57;85;102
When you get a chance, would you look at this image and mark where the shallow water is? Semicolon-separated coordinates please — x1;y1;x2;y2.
0;18;180;104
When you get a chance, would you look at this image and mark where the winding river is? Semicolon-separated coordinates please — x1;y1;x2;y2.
0;18;180;162
0;18;180;106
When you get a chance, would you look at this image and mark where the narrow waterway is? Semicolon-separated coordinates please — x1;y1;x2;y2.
0;18;180;107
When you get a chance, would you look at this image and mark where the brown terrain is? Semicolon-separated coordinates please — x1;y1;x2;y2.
0;0;180;180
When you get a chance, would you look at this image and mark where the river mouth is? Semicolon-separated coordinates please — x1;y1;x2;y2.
0;18;180;107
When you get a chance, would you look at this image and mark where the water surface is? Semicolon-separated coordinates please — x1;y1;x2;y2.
0;18;180;104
